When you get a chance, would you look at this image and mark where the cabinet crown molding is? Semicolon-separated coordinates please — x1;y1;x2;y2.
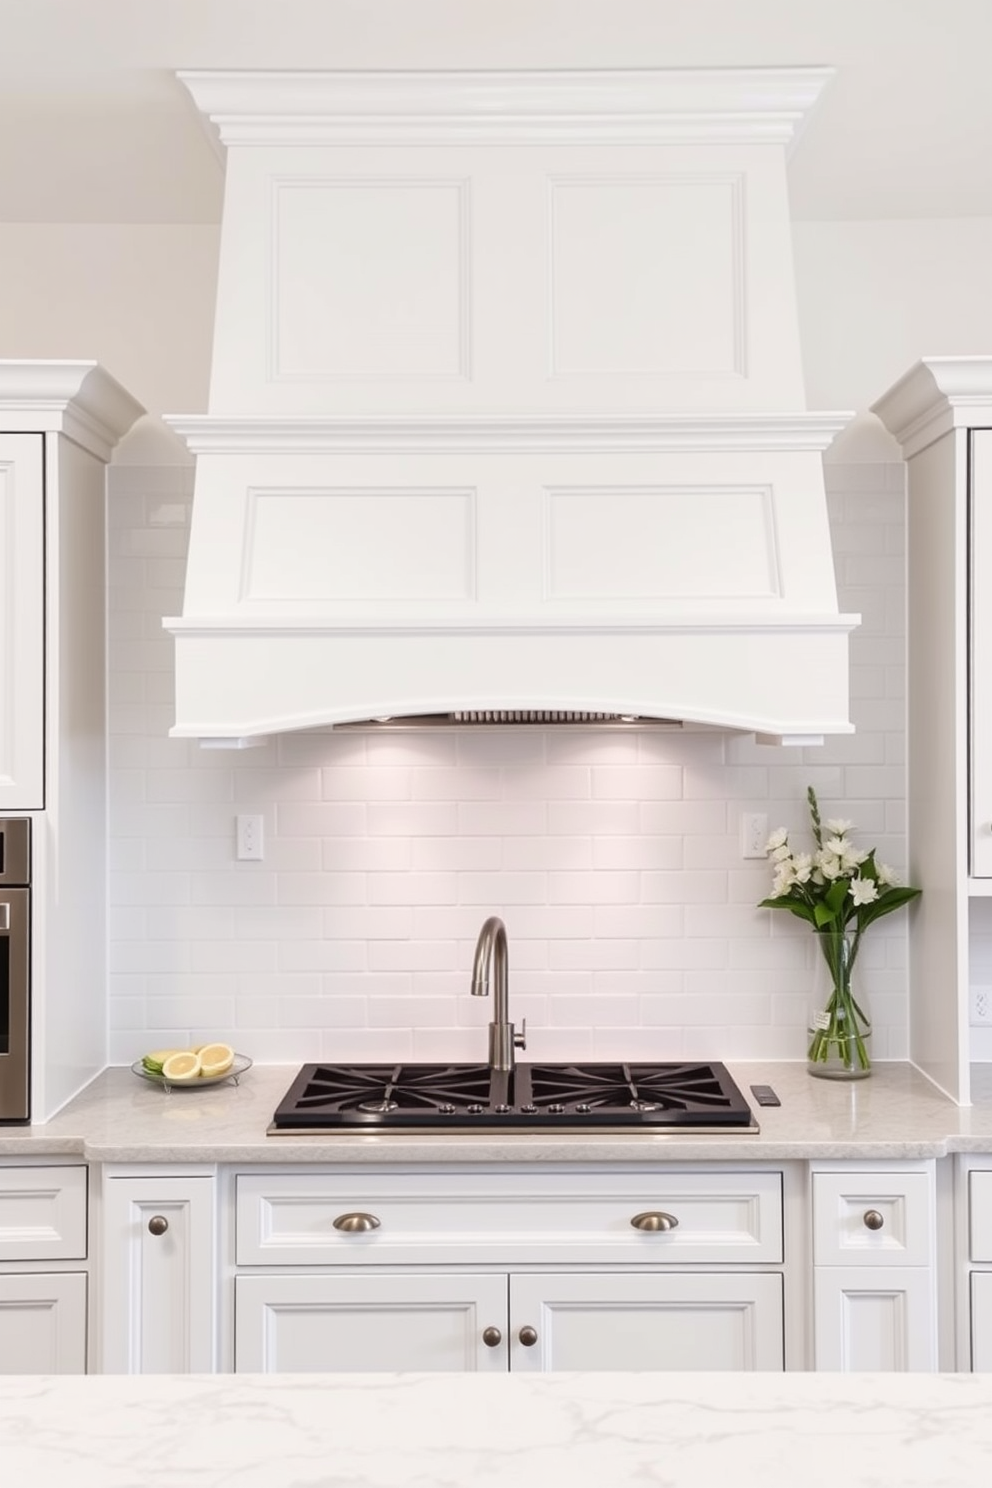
872;357;992;459
0;361;145;462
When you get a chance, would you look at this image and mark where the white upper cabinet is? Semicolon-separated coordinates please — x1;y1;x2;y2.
0;363;144;812
970;430;992;876
0;434;44;809
872;356;992;1099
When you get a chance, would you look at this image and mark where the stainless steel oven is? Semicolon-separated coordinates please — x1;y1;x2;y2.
0;818;30;1122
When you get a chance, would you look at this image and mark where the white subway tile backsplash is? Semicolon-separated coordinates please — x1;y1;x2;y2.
590;764;682;799
106;464;913;1065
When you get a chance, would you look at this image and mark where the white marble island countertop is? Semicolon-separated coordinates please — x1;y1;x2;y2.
6;1060;992;1162
2;1370;992;1486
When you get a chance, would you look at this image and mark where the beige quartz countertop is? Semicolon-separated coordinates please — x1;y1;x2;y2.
4;1060;992;1163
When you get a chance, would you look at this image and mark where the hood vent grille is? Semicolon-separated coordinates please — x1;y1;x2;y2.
334;711;683;730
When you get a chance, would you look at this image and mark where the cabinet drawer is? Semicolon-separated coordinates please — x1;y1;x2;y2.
969;1171;992;1262
0;1165;87;1261
236;1169;783;1267
813;1171;931;1267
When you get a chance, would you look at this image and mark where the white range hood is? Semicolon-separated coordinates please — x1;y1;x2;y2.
165;68;857;744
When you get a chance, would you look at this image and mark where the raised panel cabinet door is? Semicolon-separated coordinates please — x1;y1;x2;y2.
971;429;992;876
101;1177;215;1374
507;1272;785;1372
971;1273;992;1370
0;1272;87;1373
234;1273;509;1373
813;1267;936;1371
0;433;44;810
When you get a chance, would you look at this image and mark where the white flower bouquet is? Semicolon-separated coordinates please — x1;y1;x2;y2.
758;787;921;1073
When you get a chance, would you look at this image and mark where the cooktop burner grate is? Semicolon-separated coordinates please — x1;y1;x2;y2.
269;1060;756;1132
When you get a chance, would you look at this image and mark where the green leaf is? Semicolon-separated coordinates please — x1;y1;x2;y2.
813;901;841;928
856;885;922;930
758;897;818;926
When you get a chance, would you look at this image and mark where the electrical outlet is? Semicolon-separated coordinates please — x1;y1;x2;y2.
740;811;769;860
971;986;992;1025
236;813;264;861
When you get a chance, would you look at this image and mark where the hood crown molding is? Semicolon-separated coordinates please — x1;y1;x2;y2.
165;412;853;457
180;66;833;151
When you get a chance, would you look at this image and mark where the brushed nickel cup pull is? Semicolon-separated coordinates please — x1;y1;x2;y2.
863;1209;885;1231
147;1215;169;1236
332;1212;381;1233
631;1211;679;1232
482;1326;502;1347
518;1325;538;1346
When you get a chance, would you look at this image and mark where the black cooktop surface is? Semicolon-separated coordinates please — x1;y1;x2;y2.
269;1060;755;1132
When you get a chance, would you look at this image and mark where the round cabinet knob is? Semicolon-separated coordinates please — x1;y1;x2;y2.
332;1212;381;1233
518;1325;538;1347
482;1326;502;1348
630;1211;679;1232
147;1215;169;1236
863;1209;885;1231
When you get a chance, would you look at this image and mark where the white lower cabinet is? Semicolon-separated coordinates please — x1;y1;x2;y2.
0;1162;89;1373
505;1271;783;1371
811;1164;937;1371
960;1162;992;1368
971;1274;992;1369
235;1270;784;1373
232;1165;786;1374
100;1173;216;1373
235;1273;510;1373
0;1272;87;1373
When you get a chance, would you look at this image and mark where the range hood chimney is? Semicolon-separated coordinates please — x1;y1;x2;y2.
165;68;857;745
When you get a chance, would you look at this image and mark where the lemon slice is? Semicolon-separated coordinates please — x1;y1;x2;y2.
196;1042;235;1078
142;1048;181;1075
160;1050;202;1082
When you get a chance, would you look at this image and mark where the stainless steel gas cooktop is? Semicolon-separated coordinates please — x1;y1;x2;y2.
268;1060;757;1134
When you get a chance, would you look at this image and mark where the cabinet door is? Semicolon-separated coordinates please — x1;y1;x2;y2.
0;1272;87;1373
971;1273;992;1370
508;1272;784;1371
235;1273;509;1373
813;1267;936;1370
971;429;992;875
101;1176;215;1373
0;433;44;810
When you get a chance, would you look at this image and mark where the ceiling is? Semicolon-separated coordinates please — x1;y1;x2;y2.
1;0;990;225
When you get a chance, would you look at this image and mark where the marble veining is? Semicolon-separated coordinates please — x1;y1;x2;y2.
1;1371;992;1486
4;1061;992;1162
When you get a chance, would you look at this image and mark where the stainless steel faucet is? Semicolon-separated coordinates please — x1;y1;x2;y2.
470;915;526;1073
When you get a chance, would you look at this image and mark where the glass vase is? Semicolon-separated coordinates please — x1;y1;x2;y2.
807;927;871;1079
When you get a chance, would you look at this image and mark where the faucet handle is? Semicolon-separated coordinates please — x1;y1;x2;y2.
514;1018;527;1051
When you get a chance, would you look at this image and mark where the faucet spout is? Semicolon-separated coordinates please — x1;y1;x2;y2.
470;915;526;1073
